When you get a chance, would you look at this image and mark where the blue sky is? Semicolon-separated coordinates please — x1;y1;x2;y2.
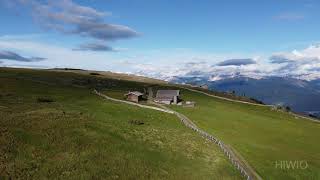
1;0;320;80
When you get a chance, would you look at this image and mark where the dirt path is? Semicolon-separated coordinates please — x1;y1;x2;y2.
94;89;260;180
93;89;174;114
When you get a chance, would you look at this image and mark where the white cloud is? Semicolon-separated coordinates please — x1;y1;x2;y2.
3;0;138;51
132;45;320;81
216;58;256;66
0;50;46;62
1;35;320;81
0;37;120;70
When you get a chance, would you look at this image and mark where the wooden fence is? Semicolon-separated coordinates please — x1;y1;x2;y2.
94;89;259;180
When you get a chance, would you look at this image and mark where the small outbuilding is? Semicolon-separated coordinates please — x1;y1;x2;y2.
155;90;180;105
125;91;144;103
183;101;196;108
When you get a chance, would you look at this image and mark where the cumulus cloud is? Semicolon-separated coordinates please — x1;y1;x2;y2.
1;34;320;81
262;45;320;80
5;0;139;47
268;46;320;80
73;42;114;52
270;44;320;62
0;50;46;62
217;58;256;66
269;55;295;64
133;61;274;81
127;46;320;81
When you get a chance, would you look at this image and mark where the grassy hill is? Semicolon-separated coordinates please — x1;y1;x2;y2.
172;90;320;180
50;68;168;85
1;67;320;179
0;68;240;179
96;70;320;179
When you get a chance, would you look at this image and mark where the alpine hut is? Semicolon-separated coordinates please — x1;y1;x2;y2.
155;90;180;105
125;91;144;103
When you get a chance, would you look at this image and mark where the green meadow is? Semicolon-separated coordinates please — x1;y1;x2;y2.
1;67;320;179
95;70;320;179
0;68;240;179
171;90;320;180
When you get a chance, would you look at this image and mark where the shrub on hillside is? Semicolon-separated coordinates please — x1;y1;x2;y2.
129;120;145;125
249;98;264;104
273;104;291;112
37;97;55;103
90;72;101;76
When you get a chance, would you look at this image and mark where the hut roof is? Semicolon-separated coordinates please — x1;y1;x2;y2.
156;90;180;99
126;91;143;96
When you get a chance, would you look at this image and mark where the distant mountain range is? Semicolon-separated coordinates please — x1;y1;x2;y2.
171;75;320;116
